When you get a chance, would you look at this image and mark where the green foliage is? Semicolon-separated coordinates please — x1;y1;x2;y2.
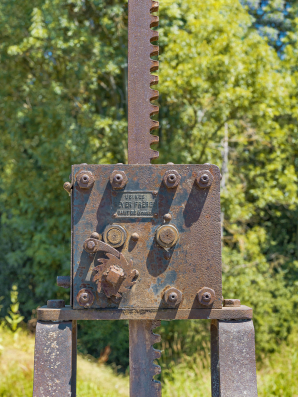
5;285;24;332
0;0;298;368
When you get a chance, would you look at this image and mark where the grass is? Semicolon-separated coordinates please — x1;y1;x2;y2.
0;326;297;396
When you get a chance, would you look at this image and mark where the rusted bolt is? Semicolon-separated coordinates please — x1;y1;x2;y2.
195;170;213;188
110;170;128;190
83;238;98;253
90;232;100;240
152;191;158;196
103;225;127;248
131;232;139;241
57;276;70;289
47;299;65;308
87;240;95;250
224;299;241;307
163;213;172;222
105;265;125;287
197;287;216;306
77;289;94;308
164;288;182;307
63;181;72;193
163;170;181;189
76;170;95;189
156;224;179;249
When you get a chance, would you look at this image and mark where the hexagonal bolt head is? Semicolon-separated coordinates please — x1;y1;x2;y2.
83;238;98;253
76;170;95;189
156;224;179;249
197;287;216;306
195;170;214;188
164;288;183;307
110;170;128;190
105;265;125;287
103;225;127;248
47;299;65;308
163;170;181;189
223;299;241;307
76;289;94;308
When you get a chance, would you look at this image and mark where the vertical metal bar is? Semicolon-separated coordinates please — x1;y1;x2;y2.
129;320;161;397
127;0;159;164
211;320;258;397
33;320;77;397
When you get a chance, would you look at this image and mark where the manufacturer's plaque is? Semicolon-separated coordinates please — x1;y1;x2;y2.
112;191;158;218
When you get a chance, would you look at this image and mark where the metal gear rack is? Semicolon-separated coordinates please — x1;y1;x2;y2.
33;0;258;395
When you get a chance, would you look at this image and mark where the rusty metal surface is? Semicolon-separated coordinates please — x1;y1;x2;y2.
127;0;159;164
37;305;253;321
129;320;161;397
71;164;222;311
211;320;258;397
33;320;77;397
57;276;71;288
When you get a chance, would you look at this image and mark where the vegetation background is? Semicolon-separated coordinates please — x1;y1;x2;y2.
0;0;298;395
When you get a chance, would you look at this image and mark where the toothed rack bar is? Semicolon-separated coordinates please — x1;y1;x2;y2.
127;0;159;164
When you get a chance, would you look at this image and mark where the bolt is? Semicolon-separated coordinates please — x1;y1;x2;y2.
164;288;182;307
195;170;213;189
81;174;90;184
152;191;158;196
167;162;174;165
224;299;241;307
113;174;123;184
77;289;94;308
90;232;100;240
131;232;139;241
154;213;158;218
163;213;172;222
168;292;178;303
163;170;181;189
87;240;95;250
197;287;215;306
202;292;211;302
168;173;177;183
47;299;65;308
200;174;209;184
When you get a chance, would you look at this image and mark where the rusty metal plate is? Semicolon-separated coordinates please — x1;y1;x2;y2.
71;164;222;310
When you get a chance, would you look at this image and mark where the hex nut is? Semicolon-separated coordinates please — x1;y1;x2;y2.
223;299;241;307
156;224;179;249
47;299;65;308
197;287;216;306
76;289;94;308
195;170;214;188
105;265;125;287
83;238;98;253
110;170;128;190
163;170;181;189
103;224;127;248
164;288;182;307
76;170;95;189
